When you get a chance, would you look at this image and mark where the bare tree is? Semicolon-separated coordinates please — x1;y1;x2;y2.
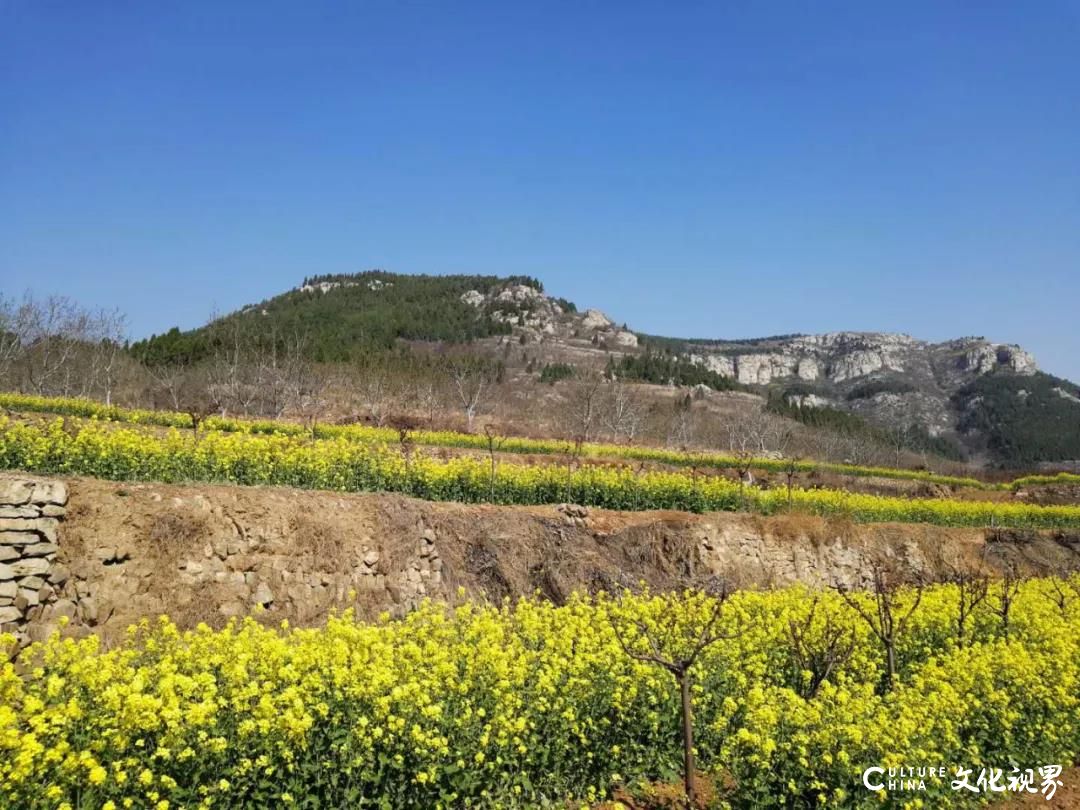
389;414;420;478
149;363;189;411
258;328;312;418
610;584;738;807
483;423;507;501
818;429;844;464
599;378;645;444
732;445;756;488
411;378;443;428
989;558;1023;640
724;406;787;457
294;367;330;439
559;369;605;443
19;295;95;396
0;294;26;389
942;558;990;647
786;595;856;699
446;354;497;433
667;396;698;450
203;317;265;417
836;559;923;690
1047;570;1080;616
169;366;218;439
563;436;586;504
349;353;397;426
783;455;802;506
87;309;129;406
884;424;910;469
1;293;132;402
841;432;880;468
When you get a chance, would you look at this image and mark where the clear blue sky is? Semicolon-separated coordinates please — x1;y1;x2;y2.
2;2;1079;379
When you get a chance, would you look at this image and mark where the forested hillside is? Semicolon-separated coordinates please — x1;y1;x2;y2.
954;371;1080;466
130;271;544;364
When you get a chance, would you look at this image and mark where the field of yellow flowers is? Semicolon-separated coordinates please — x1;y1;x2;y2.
2;415;1080;530
3;581;1079;808
0;393;991;489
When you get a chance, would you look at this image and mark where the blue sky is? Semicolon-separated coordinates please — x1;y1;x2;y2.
2;2;1079;379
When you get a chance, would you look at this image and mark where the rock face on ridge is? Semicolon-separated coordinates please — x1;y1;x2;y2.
679;332;1043;441
460;286;638;348
455;276;1052;449
689;332;1037;389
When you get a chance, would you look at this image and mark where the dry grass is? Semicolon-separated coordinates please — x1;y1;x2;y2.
145;510;210;568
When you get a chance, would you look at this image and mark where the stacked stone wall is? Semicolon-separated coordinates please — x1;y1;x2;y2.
0;479;71;645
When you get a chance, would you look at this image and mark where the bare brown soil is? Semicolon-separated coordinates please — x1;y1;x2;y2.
4;469;1072;647
997;768;1080;809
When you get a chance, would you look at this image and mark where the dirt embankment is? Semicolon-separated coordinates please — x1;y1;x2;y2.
8;472;1080;646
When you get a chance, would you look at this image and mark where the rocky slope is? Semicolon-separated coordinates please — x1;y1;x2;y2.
460;282;639;349
683;332;1041;439
687;332;1036;388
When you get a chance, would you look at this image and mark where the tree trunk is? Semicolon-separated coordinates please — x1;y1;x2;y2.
679;671;696;806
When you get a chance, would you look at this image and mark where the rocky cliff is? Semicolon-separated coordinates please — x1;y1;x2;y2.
684;332;1041;438
688;332;1036;389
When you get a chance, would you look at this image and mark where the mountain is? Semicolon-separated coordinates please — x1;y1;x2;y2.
131;270;1079;467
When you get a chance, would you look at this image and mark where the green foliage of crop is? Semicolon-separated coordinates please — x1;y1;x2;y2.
1010;472;1080;490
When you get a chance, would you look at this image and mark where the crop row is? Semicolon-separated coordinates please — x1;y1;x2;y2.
3;581;1079;808
1010;472;1080;489
0;392;992;488
3;417;1080;529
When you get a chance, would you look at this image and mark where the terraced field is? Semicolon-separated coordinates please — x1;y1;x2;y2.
2;395;1079;530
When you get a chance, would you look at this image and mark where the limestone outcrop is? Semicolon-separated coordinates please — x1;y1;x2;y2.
688;332;1037;388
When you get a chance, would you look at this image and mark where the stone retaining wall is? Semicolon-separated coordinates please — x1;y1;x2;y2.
0;478;70;644
5;473;1075;648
